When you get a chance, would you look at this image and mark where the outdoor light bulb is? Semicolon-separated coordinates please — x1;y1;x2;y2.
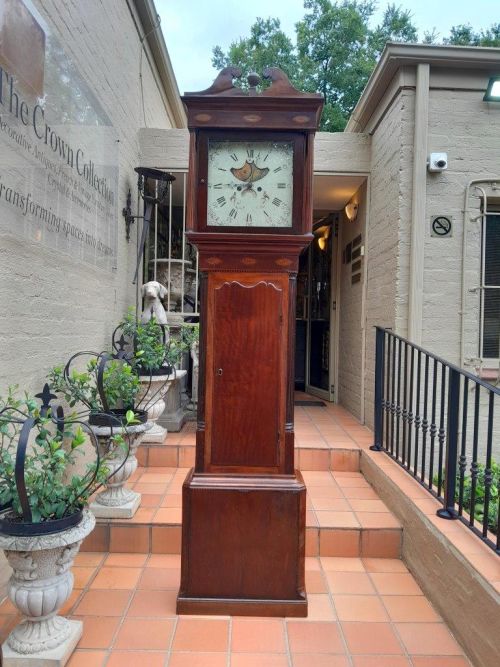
484;77;500;101
318;236;326;250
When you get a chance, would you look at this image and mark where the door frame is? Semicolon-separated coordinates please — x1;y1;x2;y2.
304;217;337;402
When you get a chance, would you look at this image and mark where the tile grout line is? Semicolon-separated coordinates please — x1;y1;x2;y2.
101;563;145;660
319;555;354;666
283;612;293;667
226;615;232;667
164;613;179;667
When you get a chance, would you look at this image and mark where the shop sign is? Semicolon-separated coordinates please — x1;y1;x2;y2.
0;0;118;270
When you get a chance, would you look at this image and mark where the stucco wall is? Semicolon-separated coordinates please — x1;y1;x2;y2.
0;0;176;395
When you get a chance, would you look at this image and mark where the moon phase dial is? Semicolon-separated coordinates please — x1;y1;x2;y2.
207;140;294;227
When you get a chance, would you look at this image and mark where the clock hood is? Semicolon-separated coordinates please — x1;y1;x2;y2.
182;67;324;132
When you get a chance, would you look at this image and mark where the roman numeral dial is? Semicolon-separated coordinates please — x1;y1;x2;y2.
207;139;293;228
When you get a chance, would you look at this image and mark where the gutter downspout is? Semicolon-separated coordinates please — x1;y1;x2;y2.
408;63;430;345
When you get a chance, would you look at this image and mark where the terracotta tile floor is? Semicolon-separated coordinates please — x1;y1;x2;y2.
0;553;471;666
121;467;400;532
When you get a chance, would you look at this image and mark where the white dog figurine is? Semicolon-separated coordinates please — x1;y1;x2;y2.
141;281;168;325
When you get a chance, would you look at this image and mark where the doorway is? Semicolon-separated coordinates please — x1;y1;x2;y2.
295;215;336;401
294;173;367;402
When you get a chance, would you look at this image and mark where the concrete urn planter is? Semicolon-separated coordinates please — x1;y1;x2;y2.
89;421;152;519
138;372;176;443
0;509;95;665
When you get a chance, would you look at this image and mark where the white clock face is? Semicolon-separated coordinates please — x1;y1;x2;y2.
206;140;294;228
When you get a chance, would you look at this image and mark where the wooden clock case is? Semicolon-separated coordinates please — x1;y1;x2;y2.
177;67;323;617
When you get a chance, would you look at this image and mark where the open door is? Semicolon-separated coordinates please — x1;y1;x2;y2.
295;216;336;401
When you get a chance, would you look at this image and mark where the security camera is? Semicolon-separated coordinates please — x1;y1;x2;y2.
428;152;448;172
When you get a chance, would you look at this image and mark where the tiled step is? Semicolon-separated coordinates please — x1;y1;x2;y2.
82;469;402;558
137;402;370;473
138;440;361;472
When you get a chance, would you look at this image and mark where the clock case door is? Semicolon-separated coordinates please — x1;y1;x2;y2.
205;272;287;474
195;130;306;234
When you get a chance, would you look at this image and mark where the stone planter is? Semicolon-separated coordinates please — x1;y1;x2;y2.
138;373;176;443
0;509;95;666
89;421;151;519
158;369;187;432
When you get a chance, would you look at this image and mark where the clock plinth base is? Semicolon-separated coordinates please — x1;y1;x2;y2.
176;595;307;618
177;469;307;618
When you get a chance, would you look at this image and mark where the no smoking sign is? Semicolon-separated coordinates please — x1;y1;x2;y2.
431;215;453;238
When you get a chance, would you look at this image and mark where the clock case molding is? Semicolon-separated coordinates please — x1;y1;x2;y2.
177;67;323;617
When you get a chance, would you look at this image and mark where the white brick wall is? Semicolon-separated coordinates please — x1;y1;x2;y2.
338;181;367;419
423;88;500;367
363;93;409;426
0;0;176;394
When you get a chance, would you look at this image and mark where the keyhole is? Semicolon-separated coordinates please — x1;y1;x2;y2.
217;368;223;376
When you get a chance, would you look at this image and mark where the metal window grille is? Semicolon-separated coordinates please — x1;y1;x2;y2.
142;171;199;318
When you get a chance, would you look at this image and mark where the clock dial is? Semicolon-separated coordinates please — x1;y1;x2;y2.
207;140;293;227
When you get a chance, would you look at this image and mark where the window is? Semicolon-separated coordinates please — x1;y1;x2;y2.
482;213;500;359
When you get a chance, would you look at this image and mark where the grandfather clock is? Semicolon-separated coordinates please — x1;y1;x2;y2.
177;67;323;617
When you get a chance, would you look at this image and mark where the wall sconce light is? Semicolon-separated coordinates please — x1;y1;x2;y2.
345;202;359;222
318;227;330;250
484;76;500;102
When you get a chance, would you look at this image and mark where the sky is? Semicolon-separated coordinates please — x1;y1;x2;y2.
156;0;499;94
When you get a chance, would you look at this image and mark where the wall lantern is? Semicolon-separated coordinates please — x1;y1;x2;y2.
317;227;330;250
122;167;175;284
345;201;359;222
483;76;500;102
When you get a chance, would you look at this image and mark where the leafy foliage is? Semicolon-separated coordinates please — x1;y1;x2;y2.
0;389;134;523
459;461;499;534
435;460;499;535
120;310;169;373
118;310;200;374
444;23;500;47
49;358;140;414
212;1;499;131
213;18;300;90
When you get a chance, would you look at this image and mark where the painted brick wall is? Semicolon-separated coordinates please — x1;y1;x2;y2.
138;128;372;175
363;92;410;426
338;181;367;419
0;0;176;394
423;88;500;368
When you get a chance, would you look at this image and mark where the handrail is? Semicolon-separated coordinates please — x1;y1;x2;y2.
371;327;499;554
382;329;500;395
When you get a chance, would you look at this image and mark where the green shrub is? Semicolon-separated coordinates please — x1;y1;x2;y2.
0;388;133;523
49;358;140;414
436;460;499;534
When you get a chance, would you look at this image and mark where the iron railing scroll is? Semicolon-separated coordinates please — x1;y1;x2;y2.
371;327;500;554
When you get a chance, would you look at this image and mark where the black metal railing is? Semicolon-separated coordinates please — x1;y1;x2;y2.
372;327;500;554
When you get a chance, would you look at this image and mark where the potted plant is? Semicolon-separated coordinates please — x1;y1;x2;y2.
0;384;118;662
49;353;146;428
118;310;180;443
49;348;151;519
